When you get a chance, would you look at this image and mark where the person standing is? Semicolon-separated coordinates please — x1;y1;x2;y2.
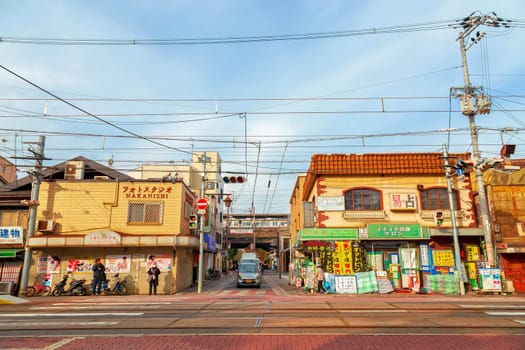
314;263;326;294
147;262;161;295
92;258;105;296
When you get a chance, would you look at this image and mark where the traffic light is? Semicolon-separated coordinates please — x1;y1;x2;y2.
455;159;474;176
434;211;444;226
223;176;246;184
189;215;197;230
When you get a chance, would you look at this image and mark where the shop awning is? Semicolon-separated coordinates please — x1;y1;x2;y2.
0;249;23;258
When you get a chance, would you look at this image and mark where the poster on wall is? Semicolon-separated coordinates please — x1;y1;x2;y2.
334;275;358;294
67;259;93;273
399;248;417;269
37;256;61;274
105;255;131;273
367;252;383;271
478;268;502;292
419;244;431;272
147;254;172;272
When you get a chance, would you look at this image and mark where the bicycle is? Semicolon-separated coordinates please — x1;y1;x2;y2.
206;269;221;280
26;279;51;297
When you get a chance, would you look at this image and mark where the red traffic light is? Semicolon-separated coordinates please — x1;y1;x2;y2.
223;176;246;184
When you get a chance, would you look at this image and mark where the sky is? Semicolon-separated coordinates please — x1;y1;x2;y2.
0;1;524;214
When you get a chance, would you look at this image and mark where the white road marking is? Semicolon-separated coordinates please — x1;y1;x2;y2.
514;320;525;325
46;336;85;350
339;310;408;313
0;312;143;317
0;321;118;326
31;305;162;310
51;302;171;306
485;311;525;316
459;304;525;309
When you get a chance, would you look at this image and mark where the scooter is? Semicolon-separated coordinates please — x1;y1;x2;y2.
52;273;87;296
101;273;128;295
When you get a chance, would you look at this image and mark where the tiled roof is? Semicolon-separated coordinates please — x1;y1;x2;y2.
303;152;471;200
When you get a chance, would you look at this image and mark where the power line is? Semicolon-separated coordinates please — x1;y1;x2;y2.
0;64;192;156
0;18;464;46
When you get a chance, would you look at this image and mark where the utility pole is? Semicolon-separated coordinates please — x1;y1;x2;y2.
197;152;209;294
442;144;465;295
17;136;47;296
452;13;510;267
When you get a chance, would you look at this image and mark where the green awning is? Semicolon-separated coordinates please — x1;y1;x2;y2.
0;249;23;258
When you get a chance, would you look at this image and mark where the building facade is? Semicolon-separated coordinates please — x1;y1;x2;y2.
1;156;200;295
484;166;525;292
290;153;488;294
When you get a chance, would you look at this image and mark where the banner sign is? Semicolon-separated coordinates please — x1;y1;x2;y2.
300;228;358;241
317;196;344;211
0;226;23;244
365;224;428;239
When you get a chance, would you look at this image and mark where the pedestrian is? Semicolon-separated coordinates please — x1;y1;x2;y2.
147;262;161;295
314;263;326;294
92;258;105;296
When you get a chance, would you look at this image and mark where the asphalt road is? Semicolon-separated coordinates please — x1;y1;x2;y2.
1;271;524;349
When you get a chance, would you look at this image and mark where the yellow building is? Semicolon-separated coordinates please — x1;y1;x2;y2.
10;156;199;295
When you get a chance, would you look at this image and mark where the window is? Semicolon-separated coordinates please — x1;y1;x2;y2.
421;188;458;210
303;202;315;227
128;202;163;224
344;188;382;210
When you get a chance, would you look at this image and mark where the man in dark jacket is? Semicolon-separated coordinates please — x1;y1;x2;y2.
92;258;106;296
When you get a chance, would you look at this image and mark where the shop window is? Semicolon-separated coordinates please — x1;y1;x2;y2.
128;202;163;224
344;188;382;210
420;188;458;210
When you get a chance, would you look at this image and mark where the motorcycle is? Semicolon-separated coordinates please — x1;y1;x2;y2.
101;273;128;295
52;273;87;296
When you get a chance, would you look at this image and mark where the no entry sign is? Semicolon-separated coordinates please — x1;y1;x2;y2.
197;198;208;210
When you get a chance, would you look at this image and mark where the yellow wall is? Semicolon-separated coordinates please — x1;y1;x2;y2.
37;180;192;235
289;175;306;246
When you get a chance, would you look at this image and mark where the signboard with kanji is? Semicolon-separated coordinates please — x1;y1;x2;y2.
0;226;23;244
366;224;427;239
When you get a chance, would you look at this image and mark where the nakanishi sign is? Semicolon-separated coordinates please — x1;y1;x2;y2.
122;185;173;199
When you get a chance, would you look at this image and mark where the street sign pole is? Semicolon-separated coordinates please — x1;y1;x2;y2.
197;153;208;294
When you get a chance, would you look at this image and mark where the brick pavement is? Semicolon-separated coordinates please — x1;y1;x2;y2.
1;334;524;350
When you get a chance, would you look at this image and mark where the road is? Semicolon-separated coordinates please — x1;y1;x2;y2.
1;271;524;349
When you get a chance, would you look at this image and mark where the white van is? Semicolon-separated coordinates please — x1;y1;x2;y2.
236;257;262;288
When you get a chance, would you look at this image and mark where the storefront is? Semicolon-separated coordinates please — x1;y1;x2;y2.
0;226;25;295
294;224;489;295
27;230;199;294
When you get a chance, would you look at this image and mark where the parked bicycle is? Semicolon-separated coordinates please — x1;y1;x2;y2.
101;273;128;295
26;278;51;297
206;269;221;280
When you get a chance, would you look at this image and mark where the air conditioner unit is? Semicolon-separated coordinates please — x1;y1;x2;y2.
94;175;110;181
64;161;85;180
38;220;55;232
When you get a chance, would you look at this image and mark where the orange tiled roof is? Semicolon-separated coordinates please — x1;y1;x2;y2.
303;152;470;200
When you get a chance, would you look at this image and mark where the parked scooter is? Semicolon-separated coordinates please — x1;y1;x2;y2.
101;273;128;295
52;273;87;296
